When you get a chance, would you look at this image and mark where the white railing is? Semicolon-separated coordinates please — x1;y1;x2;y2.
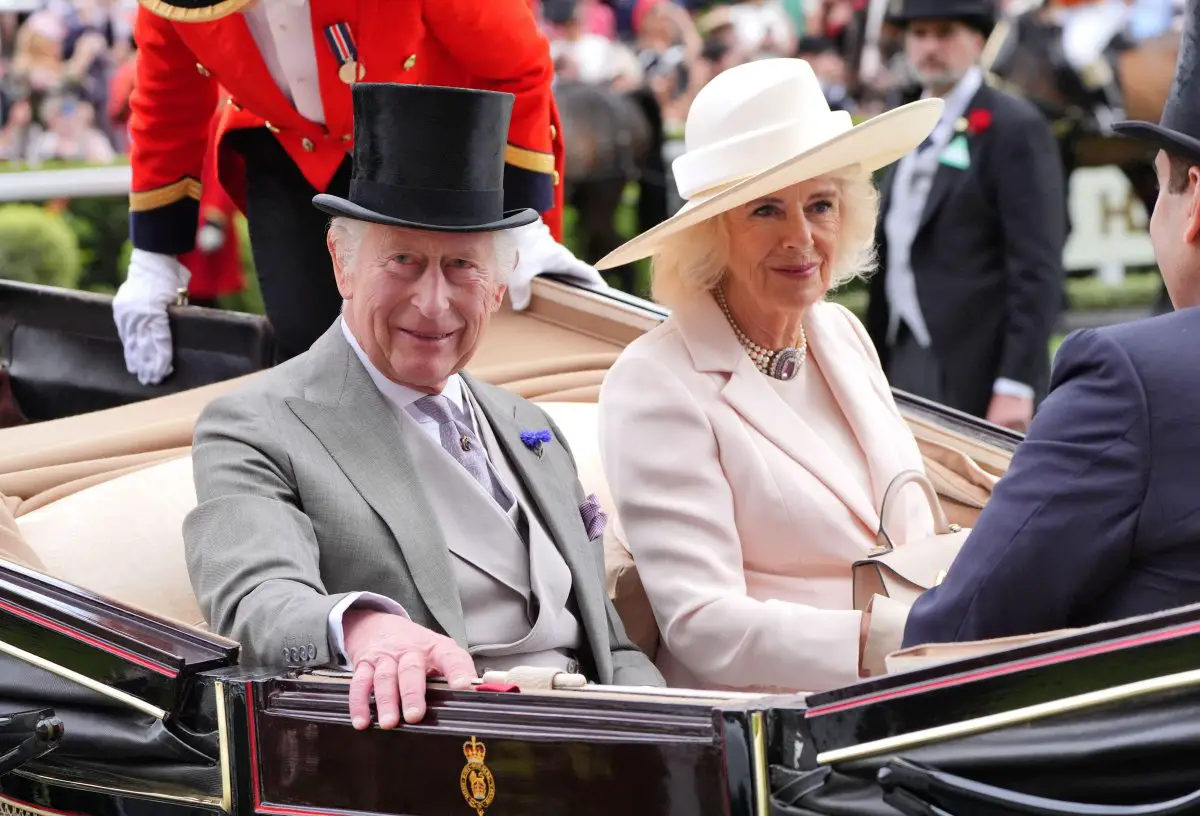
0;165;131;203
0;162;1153;282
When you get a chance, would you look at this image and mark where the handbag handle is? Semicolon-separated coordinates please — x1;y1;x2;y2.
874;469;955;555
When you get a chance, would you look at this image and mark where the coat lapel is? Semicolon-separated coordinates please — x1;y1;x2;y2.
877;164;898;218
677;297;881;532
178;16;307;132
917;84;991;236
915;161;960;235
806;306;910;521
462;377;608;645
285;326;467;645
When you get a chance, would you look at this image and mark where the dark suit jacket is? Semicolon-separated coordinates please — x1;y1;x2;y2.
903;307;1200;646
867;82;1067;418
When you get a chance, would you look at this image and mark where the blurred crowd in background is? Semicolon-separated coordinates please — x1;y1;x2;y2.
0;0;1187;167
0;0;136;165
0;0;901;173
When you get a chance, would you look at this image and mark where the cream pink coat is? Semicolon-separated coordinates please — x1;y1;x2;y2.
599;295;934;693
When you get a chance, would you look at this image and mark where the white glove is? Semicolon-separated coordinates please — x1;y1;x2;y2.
507;216;608;311
112;248;190;386
196;222;225;253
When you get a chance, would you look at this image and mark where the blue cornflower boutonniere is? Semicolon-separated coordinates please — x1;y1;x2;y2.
520;428;553;457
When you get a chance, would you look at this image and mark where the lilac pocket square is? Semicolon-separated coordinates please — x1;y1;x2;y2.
579;493;608;540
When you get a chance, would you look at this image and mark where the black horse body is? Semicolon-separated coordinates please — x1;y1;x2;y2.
554;80;657;293
986;10;1175;310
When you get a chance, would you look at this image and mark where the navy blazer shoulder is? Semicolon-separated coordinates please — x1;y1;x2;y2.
902;306;1200;647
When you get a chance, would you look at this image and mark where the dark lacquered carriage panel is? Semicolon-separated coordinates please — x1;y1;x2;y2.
244;674;779;816
802;602;1200;759
0;561;237;713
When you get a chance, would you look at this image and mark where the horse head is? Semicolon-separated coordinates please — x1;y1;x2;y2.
986;8;1104;131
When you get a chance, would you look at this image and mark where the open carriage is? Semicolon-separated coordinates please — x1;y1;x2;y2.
2;275;1194;816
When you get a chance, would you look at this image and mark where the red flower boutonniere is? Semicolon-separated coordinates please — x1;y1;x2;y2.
955;109;993;135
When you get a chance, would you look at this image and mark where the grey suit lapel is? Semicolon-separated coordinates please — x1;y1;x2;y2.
462;376;605;631
465;376;584;558
285;326;467;645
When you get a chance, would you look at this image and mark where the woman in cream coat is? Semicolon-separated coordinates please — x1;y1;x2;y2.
597;58;944;693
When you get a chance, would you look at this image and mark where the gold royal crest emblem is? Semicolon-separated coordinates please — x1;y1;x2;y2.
459;736;496;815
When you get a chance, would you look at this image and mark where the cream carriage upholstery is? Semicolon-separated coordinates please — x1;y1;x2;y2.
0;362;1007;665
0;393;634;645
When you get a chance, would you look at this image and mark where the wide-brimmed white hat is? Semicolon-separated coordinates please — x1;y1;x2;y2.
595;58;943;270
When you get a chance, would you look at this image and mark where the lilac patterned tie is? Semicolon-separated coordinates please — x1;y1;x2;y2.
413;395;513;510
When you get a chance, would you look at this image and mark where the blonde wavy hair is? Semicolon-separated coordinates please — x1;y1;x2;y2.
650;168;880;309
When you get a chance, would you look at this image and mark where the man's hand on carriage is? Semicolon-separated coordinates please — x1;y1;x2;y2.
508;215;607;310
113;249;188;386
343;609;477;729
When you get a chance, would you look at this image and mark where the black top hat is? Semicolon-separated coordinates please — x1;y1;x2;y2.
886;0;997;37
312;83;539;233
136;0;254;23
1112;0;1200;165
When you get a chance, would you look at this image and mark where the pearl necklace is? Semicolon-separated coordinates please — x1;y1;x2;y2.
714;286;807;381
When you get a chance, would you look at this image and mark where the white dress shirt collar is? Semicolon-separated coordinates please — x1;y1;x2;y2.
339;317;469;423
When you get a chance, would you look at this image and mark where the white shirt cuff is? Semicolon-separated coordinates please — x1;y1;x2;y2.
993;378;1035;400
327;591;409;669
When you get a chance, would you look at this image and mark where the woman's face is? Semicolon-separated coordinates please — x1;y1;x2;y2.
722;176;843;322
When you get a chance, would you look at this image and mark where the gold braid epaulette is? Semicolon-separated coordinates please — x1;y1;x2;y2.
136;0;255;23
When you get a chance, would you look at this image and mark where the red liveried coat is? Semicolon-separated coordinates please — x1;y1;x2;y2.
179;109;244;301
128;0;565;256
112;52;245;299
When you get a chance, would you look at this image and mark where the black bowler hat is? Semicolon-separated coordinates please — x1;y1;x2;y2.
886;0;997;37
1112;0;1200;165
136;0;254;23
312;83;539;233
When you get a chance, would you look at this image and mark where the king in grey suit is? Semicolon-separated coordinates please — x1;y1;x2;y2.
183;82;663;730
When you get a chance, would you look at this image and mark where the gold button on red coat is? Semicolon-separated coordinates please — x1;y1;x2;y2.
403;54;416;70
196;63;210;77
301;137;315;152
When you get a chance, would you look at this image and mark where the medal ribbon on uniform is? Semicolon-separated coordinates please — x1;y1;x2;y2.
324;22;362;84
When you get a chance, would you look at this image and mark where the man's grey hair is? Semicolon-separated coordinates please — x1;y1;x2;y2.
328;216;519;283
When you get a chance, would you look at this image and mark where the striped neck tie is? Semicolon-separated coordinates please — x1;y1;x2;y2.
412;395;513;510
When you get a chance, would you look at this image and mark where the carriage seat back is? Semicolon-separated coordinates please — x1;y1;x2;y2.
0;401;656;656
0;395;1006;668
13;453;209;631
0;279;276;423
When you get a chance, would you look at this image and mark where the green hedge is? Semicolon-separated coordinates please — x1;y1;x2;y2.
0;204;83;288
0;192;1168;318
827;273;1164;319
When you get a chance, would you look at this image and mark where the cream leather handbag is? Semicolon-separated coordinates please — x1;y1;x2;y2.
852;469;972;612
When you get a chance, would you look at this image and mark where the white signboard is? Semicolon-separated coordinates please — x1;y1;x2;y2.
1062;166;1156;280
